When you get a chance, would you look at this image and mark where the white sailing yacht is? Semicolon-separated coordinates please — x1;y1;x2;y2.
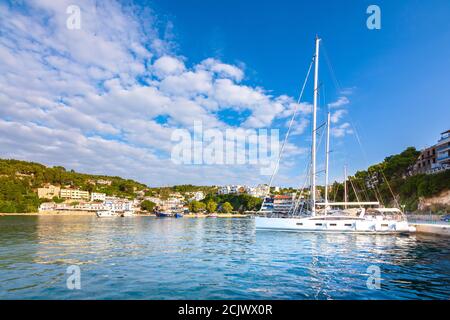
255;36;416;234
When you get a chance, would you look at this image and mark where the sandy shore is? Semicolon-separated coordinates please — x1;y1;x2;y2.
0;210;95;216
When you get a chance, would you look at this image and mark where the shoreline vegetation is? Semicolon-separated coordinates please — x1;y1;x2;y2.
1;145;449;215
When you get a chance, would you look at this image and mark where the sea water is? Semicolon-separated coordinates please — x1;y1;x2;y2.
0;216;448;299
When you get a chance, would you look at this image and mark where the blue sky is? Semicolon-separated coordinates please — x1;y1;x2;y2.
1;0;449;187
151;0;450;170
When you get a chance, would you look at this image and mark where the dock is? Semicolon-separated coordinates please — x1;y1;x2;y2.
411;223;450;236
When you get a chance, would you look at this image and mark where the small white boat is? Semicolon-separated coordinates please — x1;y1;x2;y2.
96;210;117;218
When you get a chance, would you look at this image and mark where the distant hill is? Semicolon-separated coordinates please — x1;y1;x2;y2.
0;158;148;213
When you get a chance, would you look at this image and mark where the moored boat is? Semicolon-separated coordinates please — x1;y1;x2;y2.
156;212;174;217
255;36;415;235
96;210;117;218
256;208;416;234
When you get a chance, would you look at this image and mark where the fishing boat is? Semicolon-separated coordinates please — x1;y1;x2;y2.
255;36;416;234
155;212;174;218
174;212;184;218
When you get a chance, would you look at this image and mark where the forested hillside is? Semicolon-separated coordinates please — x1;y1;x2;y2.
0;159;148;213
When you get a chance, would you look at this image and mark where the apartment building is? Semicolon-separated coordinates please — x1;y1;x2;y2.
37;184;61;199
272;194;296;215
436;129;450;168
60;188;90;200
412;129;450;175
413;145;438;174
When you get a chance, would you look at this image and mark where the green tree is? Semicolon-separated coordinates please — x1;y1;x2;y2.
221;202;233;213
140;200;156;212
189;200;206;213
52;196;64;204
206;200;217;213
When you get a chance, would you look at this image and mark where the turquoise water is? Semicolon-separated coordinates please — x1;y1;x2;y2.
0;216;449;299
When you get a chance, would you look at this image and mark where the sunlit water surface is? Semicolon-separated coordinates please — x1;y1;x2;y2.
0;216;449;299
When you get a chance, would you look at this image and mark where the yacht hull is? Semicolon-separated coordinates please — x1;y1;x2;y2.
255;216;416;234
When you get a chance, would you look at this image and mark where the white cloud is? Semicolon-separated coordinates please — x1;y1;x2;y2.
290;117;310;136
0;1;312;186
153;55;186;78
331;122;353;137
197;58;244;82
328;96;350;108
331;109;347;124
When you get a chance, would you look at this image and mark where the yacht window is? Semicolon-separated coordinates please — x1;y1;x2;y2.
329;223;337;226
344;224;352;227
315;223;322;226
296;223;303;226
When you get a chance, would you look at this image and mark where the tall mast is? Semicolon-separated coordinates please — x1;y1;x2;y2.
344;165;348;209
324;111;330;210
311;36;320;216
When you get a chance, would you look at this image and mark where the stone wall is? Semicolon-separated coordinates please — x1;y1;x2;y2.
418;190;450;212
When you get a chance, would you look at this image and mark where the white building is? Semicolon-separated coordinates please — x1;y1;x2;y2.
255;184;270;197
189;191;205;201
144;196;162;205
218;186;231;195
159;197;184;212
436;129;450;170
73;202;105;211
96;179;112;185
218;185;246;195
90;192;106;202
104;196;135;212
39;202;56;211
